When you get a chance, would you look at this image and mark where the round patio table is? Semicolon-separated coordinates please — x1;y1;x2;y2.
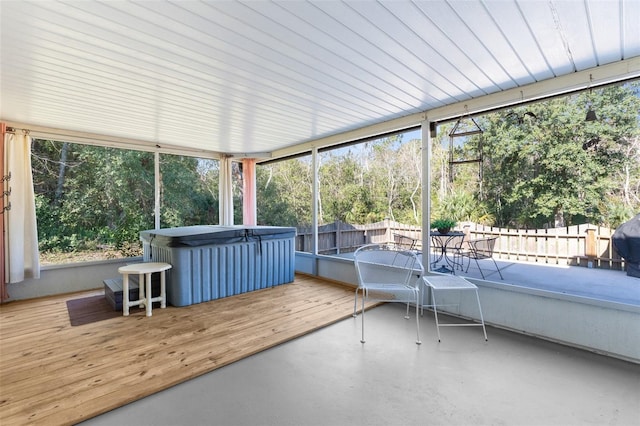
430;231;465;274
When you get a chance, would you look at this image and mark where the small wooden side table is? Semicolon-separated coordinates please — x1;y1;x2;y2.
118;262;172;317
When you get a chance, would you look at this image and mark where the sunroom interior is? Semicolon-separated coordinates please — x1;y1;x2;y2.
1;1;640;424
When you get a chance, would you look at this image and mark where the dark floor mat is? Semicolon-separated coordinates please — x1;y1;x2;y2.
66;295;120;326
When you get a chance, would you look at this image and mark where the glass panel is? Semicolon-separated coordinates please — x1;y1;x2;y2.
318;129;422;256
32;140;154;264
159;154;220;228
256;154;313;252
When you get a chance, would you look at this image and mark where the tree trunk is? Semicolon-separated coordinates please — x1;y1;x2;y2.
54;142;69;205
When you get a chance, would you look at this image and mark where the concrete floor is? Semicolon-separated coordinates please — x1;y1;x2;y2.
427;255;640;306
82;303;640;426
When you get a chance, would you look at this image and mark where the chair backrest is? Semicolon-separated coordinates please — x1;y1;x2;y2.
469;237;498;259
354;244;423;289
458;231;471;251
393;233;417;251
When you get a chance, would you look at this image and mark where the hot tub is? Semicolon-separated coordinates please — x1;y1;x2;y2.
140;225;296;306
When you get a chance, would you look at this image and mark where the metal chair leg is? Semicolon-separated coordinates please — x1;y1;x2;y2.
474;289;488;341
432;290;442;342
360;289;366;343
415;294;422;345
491;258;504;280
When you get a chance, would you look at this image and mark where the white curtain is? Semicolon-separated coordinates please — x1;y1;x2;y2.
5;132;40;283
219;156;234;226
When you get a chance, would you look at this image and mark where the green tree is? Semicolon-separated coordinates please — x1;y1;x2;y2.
61;146;155;248
32;142;226;259
319;150;379;223
160;155;219;227
481;83;640;228
32;142;156;253
257;157;312;226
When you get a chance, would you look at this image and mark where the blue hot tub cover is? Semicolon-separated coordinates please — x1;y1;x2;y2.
140;225;296;248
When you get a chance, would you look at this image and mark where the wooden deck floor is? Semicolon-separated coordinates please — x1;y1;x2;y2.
0;275;364;426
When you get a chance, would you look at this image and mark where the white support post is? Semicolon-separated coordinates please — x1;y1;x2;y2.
421;118;432;273
312;148;319;273
219;156;234;225
154;150;160;229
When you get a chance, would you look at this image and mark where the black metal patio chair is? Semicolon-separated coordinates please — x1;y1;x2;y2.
459;237;504;280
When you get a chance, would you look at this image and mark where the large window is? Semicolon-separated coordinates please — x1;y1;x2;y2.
319;131;422;226
431;82;640;229
317;130;423;255
32;143;239;265
159;154;219;228
254;131;422;255
32;141;154;264
256;153;313;252
159;155;243;228
30;83;639;265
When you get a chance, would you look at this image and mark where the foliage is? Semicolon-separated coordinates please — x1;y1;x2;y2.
479;83;640;228
32;143;232;260
160;155;220;228
432;189;494;225
316;136;423;225
430;218;456;230
32;143;154;257
256;157;313;226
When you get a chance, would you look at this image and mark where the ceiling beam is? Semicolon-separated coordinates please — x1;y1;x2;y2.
2;121;222;160
426;56;640;123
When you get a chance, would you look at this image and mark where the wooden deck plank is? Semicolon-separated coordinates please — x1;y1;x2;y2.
2;288;357;386
0;281;353;364
2;285;353;379
0;275;368;426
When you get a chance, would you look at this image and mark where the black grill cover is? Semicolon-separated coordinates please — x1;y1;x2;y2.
612;213;640;277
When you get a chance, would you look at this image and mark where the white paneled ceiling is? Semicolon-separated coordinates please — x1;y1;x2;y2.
1;0;639;158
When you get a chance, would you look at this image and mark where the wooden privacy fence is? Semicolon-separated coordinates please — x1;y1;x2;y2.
296;220;624;269
295;220;422;255
461;222;624;269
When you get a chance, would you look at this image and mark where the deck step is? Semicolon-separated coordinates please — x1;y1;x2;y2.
103;277;161;311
